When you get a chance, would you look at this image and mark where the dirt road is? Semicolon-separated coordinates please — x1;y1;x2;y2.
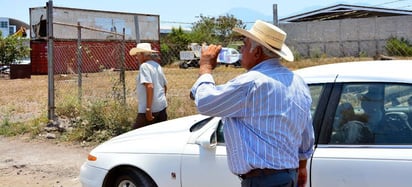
0;136;93;187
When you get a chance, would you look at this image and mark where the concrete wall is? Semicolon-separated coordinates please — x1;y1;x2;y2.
280;15;412;58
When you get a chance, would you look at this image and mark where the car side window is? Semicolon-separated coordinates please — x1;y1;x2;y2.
330;83;412;145
309;84;324;118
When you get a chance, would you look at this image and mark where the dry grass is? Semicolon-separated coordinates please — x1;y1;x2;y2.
0;65;245;123
0;75;48;123
165;66;245;119
0;57;373;124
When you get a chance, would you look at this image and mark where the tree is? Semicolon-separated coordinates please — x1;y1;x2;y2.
159;15;245;65
190;14;246;46
160;26;191;64
165;26;191;51
0;31;30;65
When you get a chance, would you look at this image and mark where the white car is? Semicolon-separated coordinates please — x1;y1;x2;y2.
80;60;412;187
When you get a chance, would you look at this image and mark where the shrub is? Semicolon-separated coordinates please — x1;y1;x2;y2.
386;37;412;56
0;115;47;138
66;99;134;143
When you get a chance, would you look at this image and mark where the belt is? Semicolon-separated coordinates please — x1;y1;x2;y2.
238;168;295;179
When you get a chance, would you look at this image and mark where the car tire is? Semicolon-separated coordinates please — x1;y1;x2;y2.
180;62;189;69
191;59;200;68
105;167;157;187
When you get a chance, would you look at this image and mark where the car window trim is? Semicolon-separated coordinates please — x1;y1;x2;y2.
317;83;343;144
310;83;334;145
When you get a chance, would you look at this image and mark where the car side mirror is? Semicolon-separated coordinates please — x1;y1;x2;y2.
196;129;217;149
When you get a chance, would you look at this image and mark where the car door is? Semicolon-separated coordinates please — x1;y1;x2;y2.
310;82;412;187
180;117;238;187
305;83;333;186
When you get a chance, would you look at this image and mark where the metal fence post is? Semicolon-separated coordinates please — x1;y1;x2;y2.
77;22;83;103
47;0;55;122
121;28;126;105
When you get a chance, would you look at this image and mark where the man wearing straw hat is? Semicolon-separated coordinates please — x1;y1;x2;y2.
130;43;168;129
191;20;314;187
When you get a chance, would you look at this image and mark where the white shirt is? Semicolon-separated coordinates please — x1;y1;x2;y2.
136;60;167;113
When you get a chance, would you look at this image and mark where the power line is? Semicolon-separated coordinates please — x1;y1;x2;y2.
160;21;192;25
375;0;408;6
396;5;412;9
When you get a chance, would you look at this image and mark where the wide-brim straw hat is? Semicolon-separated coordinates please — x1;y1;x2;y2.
233;20;294;62
129;43;158;56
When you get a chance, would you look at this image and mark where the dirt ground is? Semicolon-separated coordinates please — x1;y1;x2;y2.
0;136;93;187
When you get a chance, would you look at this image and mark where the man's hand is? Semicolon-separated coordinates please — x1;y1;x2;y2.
298;160;308;187
145;110;154;121
297;167;308;187
199;44;222;75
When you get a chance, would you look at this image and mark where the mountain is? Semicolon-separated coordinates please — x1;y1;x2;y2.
227;7;273;28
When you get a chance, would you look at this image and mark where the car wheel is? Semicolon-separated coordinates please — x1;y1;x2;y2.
180;62;189;69
105;167;157;187
191;59;200;68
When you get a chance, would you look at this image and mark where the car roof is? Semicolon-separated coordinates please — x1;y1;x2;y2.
294;60;412;84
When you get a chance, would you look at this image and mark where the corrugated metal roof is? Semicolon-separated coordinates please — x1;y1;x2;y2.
280;4;412;22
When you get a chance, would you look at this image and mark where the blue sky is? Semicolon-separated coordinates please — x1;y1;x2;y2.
2;0;412;28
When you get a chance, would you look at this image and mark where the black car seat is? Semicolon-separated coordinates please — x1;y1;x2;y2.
331;102;373;144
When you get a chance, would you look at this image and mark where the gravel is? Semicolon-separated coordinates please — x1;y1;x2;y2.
0;136;92;187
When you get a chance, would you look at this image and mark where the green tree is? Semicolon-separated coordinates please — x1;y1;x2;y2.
190;14;246;46
0;32;30;65
165;26;191;51
159;15;245;65
160;26;192;64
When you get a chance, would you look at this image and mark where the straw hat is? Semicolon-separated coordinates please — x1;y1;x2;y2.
233;20;294;62
129;43;158;56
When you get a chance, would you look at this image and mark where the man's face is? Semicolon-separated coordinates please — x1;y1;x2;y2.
134;53;144;64
240;38;256;70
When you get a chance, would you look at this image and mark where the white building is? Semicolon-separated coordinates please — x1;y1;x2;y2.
0;17;13;36
0;17;29;37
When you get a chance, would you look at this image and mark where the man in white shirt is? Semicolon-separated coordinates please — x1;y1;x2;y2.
130;43;168;129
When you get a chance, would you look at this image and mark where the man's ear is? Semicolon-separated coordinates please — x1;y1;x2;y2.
256;45;265;56
253;46;265;61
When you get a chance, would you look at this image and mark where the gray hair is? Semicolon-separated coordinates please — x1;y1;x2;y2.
250;40;279;58
142;52;160;60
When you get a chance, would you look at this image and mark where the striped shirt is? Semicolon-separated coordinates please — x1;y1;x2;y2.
191;59;315;174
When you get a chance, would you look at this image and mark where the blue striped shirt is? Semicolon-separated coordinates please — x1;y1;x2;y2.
191;59;315;174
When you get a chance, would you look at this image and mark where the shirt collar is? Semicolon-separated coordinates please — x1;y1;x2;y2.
249;58;281;71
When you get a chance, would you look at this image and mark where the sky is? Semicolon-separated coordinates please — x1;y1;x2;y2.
1;0;412;29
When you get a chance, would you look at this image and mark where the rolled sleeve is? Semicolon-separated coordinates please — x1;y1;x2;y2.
299;115;315;160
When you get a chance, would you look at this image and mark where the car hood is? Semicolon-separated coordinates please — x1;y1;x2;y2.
90;114;210;155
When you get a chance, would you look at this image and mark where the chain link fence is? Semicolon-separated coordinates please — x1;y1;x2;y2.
50;21;245;123
52;22;134;116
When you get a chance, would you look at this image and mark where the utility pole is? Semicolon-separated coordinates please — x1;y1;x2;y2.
273;4;278;26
